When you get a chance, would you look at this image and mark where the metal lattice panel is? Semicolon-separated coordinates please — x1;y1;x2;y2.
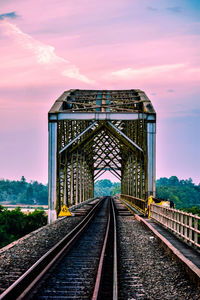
48;89;156;223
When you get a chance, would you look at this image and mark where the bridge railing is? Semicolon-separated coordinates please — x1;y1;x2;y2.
151;204;200;249
120;194;147;213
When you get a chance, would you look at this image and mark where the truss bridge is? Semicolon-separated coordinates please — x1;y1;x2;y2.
0;90;199;300
48;89;156;222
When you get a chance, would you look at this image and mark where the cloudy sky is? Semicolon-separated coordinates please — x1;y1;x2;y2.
0;0;199;184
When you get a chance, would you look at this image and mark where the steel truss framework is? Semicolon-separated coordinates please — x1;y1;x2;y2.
48;89;156;223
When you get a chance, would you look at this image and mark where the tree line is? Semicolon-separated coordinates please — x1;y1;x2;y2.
0;176;48;205
94;176;200;209
94;179;121;197
0;176;199;210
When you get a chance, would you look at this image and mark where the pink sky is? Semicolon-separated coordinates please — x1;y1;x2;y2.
0;0;200;184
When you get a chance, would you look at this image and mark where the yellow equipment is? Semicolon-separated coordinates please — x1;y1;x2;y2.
146;196;170;218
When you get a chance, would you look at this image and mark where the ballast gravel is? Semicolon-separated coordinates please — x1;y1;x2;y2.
0;198;199;299
0;214;85;294
117;216;200;300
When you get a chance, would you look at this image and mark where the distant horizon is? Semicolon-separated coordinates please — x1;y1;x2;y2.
0;174;199;186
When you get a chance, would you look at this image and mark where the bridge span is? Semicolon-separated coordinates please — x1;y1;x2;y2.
48;89;156;223
1;89;199;299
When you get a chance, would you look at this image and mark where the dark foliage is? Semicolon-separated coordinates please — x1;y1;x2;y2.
0;176;199;210
0;176;48;205
0;206;47;248
156;176;200;209
94;177;200;210
181;207;200;216
94;180;121;196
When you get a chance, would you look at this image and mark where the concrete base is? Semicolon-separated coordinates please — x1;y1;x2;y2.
48;209;57;224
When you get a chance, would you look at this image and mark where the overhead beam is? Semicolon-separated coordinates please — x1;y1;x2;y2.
49;112;156;121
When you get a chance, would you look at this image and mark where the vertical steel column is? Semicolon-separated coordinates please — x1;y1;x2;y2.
64;165;68;207
67;163;70;206
63;165;67;205
48;121;58;224
125;161;128;194
128;156;131;195
130;155;133;195
85;165;88;200
147;122;156;196
70;155;74;205
75;152;79;205
135;159;138;197
121;172;123;194
132;158;135;196
83;159;85;202
91;173;94;197
79;154;82;202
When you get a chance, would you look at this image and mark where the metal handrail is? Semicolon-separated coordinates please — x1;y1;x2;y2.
151;204;200;249
120;194;147;213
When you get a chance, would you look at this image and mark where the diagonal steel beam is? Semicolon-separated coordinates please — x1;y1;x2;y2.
109;169;121;180
107;121;143;152
69;122;105;154
59;121;97;154
94;169;107;180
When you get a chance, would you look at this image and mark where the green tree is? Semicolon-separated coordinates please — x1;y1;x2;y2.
111;183;121;195
0;178;48;205
26;185;33;203
168;176;179;186
156;177;200;209
94;179;118;196
21;176;26;183
0;206;47;249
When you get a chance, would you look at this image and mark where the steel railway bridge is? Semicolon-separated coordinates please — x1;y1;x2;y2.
48;89;156;223
0;90;199;299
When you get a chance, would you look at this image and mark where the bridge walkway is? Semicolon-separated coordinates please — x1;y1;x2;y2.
145;218;200;268
120;195;200;285
132;214;200;286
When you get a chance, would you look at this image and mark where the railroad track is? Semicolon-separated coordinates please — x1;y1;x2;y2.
0;197;118;300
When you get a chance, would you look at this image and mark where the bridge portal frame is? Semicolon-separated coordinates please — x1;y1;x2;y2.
48;90;156;223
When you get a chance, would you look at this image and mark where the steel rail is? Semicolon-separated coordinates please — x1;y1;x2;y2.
92;202;111;300
92;198;118;300
0;199;103;300
112;199;118;300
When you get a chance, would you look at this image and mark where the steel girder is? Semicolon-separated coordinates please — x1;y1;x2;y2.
48;89;156;223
